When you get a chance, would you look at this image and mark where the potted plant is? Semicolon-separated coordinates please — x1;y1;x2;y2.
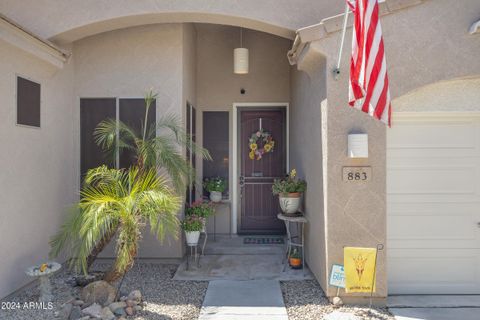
185;200;214;232
181;214;203;245
203;177;226;202
289;249;302;269
272;169;307;214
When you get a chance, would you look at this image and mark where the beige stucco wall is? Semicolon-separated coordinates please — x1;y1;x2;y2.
0;40;75;299
289;53;328;290
195;24;291;233
0;0;345;43
298;0;480;302
393;76;480;113
73;23;190;259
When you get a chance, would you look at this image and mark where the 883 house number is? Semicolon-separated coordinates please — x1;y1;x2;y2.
342;167;371;182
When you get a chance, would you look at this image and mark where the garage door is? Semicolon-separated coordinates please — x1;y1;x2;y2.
387;113;480;294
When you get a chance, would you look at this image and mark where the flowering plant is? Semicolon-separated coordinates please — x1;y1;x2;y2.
248;129;275;160
181;214;203;232
272;169;307;195
203;177;227;193
185;200;215;218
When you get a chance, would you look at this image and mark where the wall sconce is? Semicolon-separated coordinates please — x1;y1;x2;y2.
348;134;368;158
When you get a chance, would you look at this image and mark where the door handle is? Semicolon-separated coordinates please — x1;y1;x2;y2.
239;175;245;187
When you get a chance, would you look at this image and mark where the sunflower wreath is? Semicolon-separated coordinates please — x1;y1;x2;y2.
248;129;275;160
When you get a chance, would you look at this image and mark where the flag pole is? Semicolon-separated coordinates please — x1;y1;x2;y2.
333;3;350;80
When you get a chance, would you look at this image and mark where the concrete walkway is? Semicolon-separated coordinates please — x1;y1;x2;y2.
198;280;288;320
388;295;480;320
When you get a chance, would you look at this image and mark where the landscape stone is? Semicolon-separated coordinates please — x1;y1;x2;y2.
126;299;136;307
113;307;126;316
128;290;141;302
58;302;73;319
100;306;115;320
108;301;126;312
332;296;343;307
125;306;134;316
81;281;116;307
69;306;83;320
76;272;104;287
82;303;103;318
72;300;84;306
78;317;90;320
134;305;142;312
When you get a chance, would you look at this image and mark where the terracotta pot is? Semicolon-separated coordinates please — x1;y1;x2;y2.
209;191;222;202
289;257;302;268
279;193;301;214
185;231;200;246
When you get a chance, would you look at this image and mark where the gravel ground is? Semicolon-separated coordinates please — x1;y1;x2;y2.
0;263;207;320
281;280;394;320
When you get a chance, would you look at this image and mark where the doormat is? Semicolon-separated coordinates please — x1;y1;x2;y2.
243;237;284;245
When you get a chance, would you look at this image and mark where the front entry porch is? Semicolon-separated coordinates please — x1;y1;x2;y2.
173;235;312;281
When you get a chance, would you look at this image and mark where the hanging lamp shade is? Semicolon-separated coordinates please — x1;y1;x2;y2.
234;47;249;74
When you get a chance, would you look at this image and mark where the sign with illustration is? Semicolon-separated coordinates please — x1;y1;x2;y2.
344;247;377;293
329;264;346;288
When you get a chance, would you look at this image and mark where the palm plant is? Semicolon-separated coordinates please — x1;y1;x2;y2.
50;165;181;282
94;91;210;192
50;90;211;281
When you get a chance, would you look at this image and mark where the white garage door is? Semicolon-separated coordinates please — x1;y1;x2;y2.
387;113;480;294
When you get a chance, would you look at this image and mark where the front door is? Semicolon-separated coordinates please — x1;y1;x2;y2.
238;108;287;234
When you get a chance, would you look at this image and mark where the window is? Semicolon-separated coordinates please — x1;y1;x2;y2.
16;76;41;127
203;111;229;198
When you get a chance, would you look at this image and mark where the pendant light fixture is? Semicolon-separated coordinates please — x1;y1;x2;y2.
234;28;249;74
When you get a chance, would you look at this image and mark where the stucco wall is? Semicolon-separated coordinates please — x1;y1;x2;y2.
73;23;188;259
195;24;291;233
0;40;75;299
0;0;345;43
302;0;480;301
289;54;328;290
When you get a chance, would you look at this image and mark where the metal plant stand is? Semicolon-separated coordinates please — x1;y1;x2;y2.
277;213;308;274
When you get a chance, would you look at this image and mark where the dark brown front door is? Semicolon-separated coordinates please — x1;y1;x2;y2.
238;108;286;234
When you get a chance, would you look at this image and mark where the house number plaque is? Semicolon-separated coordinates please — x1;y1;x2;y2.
342;167;371;182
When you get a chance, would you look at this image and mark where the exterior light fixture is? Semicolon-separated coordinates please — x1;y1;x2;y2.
234;28;249;74
348;134;368;158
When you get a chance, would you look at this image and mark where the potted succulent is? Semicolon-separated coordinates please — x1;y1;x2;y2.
272;169;307;214
181;214;203;245
203;177;226;202
185;200;215;232
289;249;302;269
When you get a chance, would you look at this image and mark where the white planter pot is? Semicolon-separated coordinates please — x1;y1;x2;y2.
185;231;200;245
209;191;222;202
279;193;301;214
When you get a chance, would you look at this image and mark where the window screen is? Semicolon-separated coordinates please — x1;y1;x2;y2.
17;76;41;127
203;111;229;198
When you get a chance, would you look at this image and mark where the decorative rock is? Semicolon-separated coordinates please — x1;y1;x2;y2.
126;299;136;307
108;301;127;316
82;303;103;318
100;306;115;320
81;281;116;307
119;296;128;301
112;307;126;317
58;302;73;319
125;306;134;316
108;301;126;312
332;296;343;307
78;317;90;320
134;305;142;312
69;306;83;320
128;290;142;303
72;300;84;306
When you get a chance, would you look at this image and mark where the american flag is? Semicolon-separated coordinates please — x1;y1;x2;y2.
347;0;392;126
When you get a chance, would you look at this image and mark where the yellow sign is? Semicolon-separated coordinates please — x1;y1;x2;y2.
344;247;377;293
